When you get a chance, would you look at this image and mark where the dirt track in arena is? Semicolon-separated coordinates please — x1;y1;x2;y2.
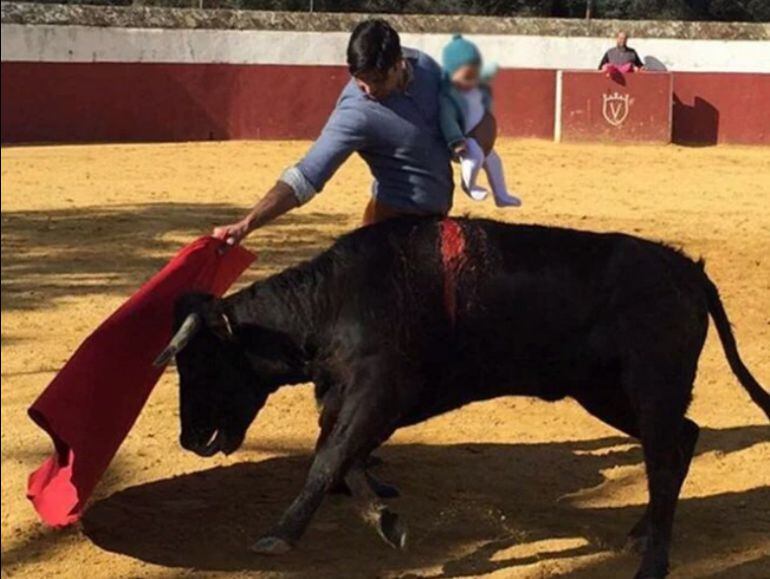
2;139;769;578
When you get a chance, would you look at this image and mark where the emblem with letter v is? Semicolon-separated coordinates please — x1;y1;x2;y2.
602;92;631;127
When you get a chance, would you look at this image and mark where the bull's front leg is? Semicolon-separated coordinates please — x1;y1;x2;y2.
321;381;399;500
250;381;398;555
345;461;407;548
329;455;400;498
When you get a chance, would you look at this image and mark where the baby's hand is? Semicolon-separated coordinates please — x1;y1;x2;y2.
453;141;468;157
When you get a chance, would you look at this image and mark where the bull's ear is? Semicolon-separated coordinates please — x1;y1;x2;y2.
202;301;236;342
174;292;216;326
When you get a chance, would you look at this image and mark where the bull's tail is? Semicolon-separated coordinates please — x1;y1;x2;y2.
702;270;770;420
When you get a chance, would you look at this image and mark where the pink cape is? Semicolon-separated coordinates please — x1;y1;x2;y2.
27;236;255;526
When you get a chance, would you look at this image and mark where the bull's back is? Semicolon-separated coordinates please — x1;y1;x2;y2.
319;218;708;417
446;220;707;395
327;217;704;320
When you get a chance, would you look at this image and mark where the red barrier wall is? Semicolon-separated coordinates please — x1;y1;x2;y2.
2;62;769;145
672;72;770;145
0;63;556;144
494;69;556;140
560;71;673;144
0;62;349;143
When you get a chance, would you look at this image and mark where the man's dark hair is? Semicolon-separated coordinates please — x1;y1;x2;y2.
347;19;402;76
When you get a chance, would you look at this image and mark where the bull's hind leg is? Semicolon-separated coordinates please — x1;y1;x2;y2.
627;417;699;555
631;369;696;579
573;386;700;555
572;387;647;545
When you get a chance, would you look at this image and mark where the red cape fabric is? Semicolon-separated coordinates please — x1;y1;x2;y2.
27;237;255;527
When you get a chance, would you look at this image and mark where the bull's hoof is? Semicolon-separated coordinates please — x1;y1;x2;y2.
376;509;408;550
250;535;293;555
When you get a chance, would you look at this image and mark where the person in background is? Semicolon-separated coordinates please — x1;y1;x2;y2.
213;19;453;244
599;31;645;75
439;34;521;208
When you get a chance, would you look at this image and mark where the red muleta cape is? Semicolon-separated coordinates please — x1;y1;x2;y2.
27;236;255;526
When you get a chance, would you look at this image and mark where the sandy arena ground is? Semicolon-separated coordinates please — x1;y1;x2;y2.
2;139;769;579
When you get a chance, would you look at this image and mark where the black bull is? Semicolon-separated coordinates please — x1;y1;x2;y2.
156;217;769;578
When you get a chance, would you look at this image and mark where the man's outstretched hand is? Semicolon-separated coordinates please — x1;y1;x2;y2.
213;218;251;247
211;181;300;248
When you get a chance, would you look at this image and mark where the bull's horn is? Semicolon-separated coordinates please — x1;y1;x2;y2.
153;313;201;367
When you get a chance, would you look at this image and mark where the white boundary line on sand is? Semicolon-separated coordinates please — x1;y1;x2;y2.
3;24;770;73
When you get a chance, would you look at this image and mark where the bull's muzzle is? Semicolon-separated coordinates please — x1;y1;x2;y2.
180;428;244;457
180;428;222;457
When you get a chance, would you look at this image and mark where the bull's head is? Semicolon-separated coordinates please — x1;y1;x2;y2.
154;293;274;457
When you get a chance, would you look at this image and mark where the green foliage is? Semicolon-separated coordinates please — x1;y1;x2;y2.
707;0;770;21
553;0;768;20
13;0;770;21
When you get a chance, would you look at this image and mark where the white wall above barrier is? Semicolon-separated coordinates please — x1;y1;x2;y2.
3;23;769;73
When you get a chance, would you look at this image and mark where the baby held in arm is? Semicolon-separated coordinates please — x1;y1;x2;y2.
439;34;521;208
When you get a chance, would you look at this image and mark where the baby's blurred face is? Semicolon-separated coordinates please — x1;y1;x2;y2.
451;64;481;91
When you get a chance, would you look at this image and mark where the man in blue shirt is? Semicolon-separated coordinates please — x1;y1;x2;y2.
213;19;453;245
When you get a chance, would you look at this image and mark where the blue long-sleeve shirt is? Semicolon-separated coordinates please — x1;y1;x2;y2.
281;48;454;215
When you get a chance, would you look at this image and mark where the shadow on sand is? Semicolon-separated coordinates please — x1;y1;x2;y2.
1;202;349;312
79;425;769;578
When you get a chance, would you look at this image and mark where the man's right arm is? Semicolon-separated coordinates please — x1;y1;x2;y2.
213;98;368;245
598;50;610;70
212;180;299;246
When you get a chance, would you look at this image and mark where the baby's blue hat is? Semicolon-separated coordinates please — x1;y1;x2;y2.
442;34;482;76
